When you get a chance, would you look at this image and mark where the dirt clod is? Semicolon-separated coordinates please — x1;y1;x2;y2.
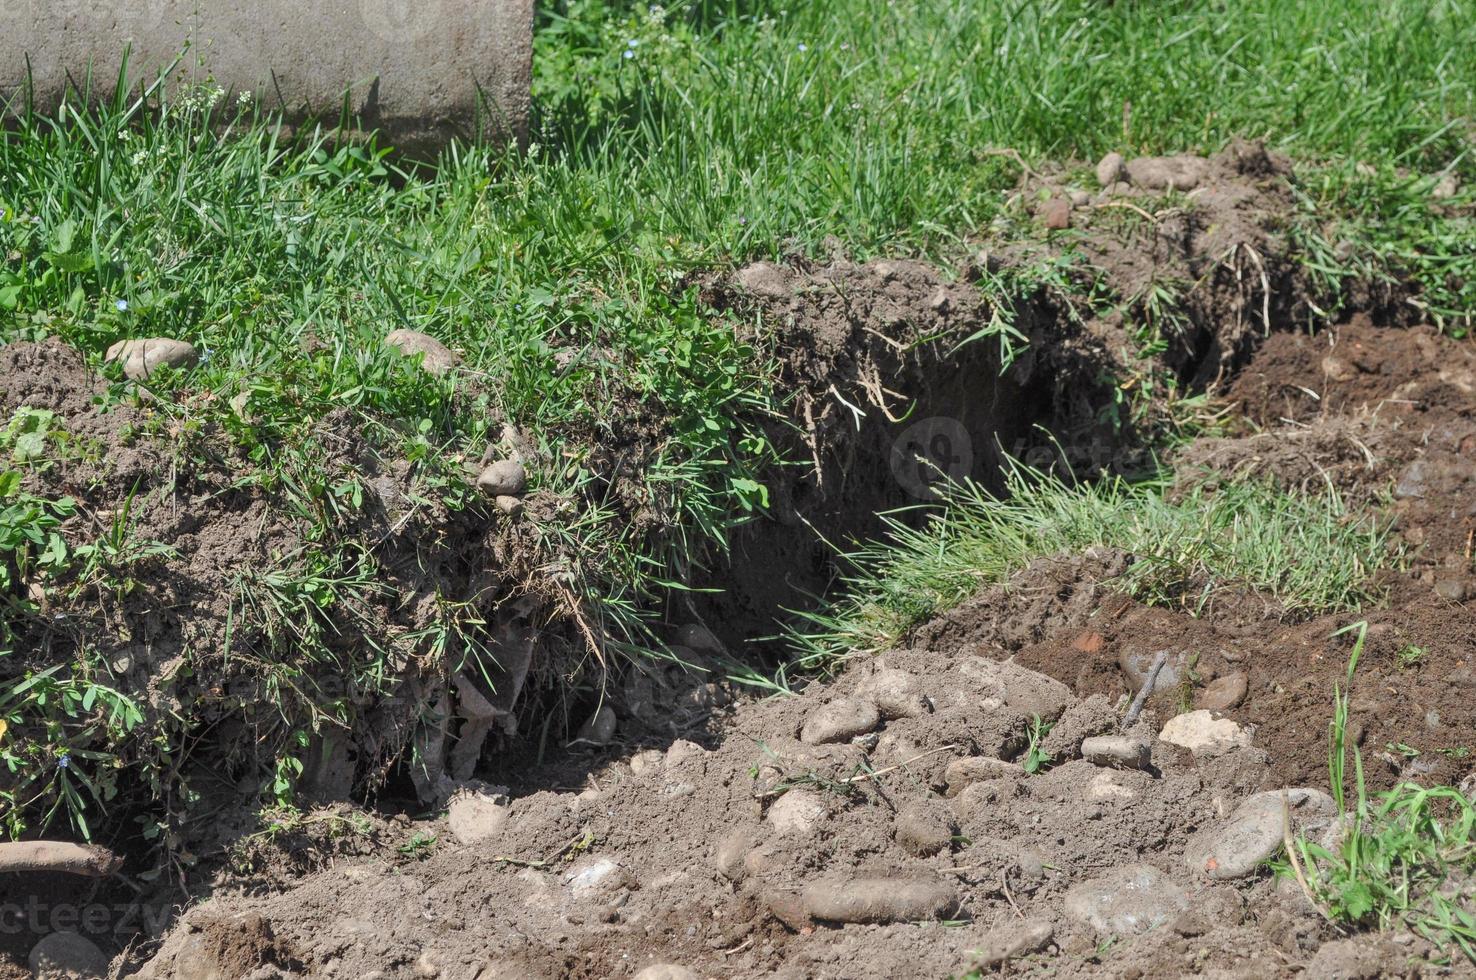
971;918;1054;968
1124;153;1209;191
893;799;957;857
476;459;528;497
1095;151;1126;187
384;329;459;375
799;697;879;745
1080;735;1152;771
800;874;958;925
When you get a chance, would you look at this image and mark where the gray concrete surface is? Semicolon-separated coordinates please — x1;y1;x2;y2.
1;0;533;154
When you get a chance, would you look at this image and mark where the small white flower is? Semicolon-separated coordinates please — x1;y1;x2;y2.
237;90;252;106
627;39;639;48
623;49;634;59
115;300;129;312
797;42;807;52
130;149;148;166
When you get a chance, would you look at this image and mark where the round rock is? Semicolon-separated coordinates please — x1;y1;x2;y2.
104;337;199;381
799;696;879;745
477;459;528;497
1184;788;1337;879
29;931;110;980
385;329;459;375
1063;864;1188;936
1197;671;1248;712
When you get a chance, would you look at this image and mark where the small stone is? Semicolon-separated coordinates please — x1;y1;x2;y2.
1159;710;1251;758
574;705;617;746
1095;152;1126;188
1185;788;1339;879
494;495;523;517
972;918;1054;968
104;337;199;381
1070;189;1091;208
1080;735;1152;771
1435;580;1467;601
28;931;110;979
801;874;958;924
1321;354;1358;382
633;967;698;980
1041;196;1071;230
1432;173;1460;199
855;667;927;719
766;789;828;836
944;756;1023;797
1197;671;1248;711
477;459;528;497
894;800;957;857
446;786;510;845
385;329;459;375
1063;864;1188;936
799;697;879;745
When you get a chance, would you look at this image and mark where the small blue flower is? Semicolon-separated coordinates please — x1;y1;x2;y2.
57;753;71;770
797;43;808;52
115;299;129;312
627;39;639;48
623;49;634;60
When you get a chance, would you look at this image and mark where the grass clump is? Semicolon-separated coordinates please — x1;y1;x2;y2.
1280;624;1476;962
791;462;1394;667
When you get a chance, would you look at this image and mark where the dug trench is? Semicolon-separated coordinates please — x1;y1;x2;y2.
4;143;1476;978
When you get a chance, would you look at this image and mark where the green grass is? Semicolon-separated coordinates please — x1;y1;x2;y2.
1279;624;1476;962
789;461;1396;668
1;0;1474;840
